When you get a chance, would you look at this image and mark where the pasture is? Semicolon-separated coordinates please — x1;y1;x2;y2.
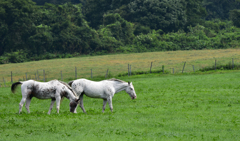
0;72;240;140
1;48;240;84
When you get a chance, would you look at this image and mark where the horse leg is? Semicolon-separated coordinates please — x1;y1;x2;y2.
25;97;32;113
48;99;56;114
79;94;86;113
74;100;80;113
55;96;61;114
102;99;107;113
19;97;26;114
107;97;113;112
19;89;31;114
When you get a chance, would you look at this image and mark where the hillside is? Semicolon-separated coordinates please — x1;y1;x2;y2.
1;0;240;63
0;48;240;85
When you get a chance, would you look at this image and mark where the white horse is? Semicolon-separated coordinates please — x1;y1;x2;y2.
11;80;79;114
68;78;137;113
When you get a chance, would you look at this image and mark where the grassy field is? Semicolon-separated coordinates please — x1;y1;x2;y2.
0;72;240;140
0;48;240;85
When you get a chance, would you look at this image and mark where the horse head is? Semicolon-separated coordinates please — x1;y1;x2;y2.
69;98;80;113
126;82;137;100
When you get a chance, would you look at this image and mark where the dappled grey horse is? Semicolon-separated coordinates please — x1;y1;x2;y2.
68;78;137;113
11;80;79;114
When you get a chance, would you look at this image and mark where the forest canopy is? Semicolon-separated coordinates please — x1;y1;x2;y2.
0;0;240;63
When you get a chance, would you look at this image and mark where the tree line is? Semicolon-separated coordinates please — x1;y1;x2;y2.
0;0;240;63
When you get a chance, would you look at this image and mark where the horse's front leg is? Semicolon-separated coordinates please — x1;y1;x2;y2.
107;97;113;112
48;99;56;114
79;94;86;113
102;99;107;113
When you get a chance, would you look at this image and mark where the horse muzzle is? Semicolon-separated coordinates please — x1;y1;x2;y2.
131;96;137;100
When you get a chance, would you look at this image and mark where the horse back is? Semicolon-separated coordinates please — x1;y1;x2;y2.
72;79;113;98
23;80;57;99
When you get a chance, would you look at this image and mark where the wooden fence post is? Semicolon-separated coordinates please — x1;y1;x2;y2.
150;62;153;73
11;71;13;84
215;59;217;71
192;65;195;72
172;68;174;74
61;71;63;81
43;70;45;82
75;67;77;79
105;69;109;78
130;65;132;76
232;58;234;69
128;64;129;76
91;69;92;79
182;62;186;73
26;73;28;80
162;65;164;74
37;70;39;80
3;77;6;87
35;73;37;80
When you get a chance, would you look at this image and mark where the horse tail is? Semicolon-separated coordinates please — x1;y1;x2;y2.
11;82;23;93
68;80;74;87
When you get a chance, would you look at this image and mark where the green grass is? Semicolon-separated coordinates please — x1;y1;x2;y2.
0;72;240;140
1;48;240;85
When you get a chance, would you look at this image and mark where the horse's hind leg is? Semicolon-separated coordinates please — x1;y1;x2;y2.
107;97;113;112
55;96;61;114
48;99;56;114
19;89;31;113
19;97;26;114
79;94;86;113
25;97;32;113
102;99;107;113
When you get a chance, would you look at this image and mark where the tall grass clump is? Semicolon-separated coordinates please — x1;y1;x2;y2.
199;62;240;72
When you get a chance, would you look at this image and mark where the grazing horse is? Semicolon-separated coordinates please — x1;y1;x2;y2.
11;80;79;114
68;78;137;113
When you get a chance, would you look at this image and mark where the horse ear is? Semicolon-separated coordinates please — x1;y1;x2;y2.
128;81;130;85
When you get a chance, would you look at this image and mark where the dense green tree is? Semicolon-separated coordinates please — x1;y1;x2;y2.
82;0;132;29
82;0;112;29
32;0;81;5
1;0;240;64
29;3;99;54
230;9;240;28
102;13;134;44
133;24;152;35
82;0;207;33
115;0;207;32
185;0;207;30
203;0;240;20
0;0;37;55
126;0;187;32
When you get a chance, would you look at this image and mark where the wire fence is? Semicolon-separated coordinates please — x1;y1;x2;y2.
1;57;240;87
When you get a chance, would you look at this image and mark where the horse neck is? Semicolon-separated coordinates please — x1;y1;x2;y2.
65;88;77;101
113;82;128;93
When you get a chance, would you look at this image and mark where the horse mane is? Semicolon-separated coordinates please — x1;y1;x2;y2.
108;78;126;83
68;80;74;87
58;80;77;97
